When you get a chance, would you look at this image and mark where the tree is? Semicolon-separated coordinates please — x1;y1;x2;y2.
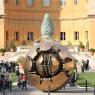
78;42;85;52
89;48;95;52
79;44;85;49
9;41;16;51
41;13;54;39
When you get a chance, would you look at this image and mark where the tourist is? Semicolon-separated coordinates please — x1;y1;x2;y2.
20;74;27;90
82;59;89;71
70;72;76;87
15;65;20;81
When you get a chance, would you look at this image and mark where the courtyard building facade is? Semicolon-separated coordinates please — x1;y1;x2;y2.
0;0;95;49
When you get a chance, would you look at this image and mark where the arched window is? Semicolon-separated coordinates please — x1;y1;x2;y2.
27;32;33;41
74;0;79;5
14;32;19;41
27;0;33;6
85;31;88;41
13;0;19;5
43;0;50;6
60;32;66;40
4;0;8;3
60;0;66;6
6;31;9;49
74;31;79;40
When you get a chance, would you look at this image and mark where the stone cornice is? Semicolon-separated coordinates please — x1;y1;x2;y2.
0;14;6;18
4;8;60;13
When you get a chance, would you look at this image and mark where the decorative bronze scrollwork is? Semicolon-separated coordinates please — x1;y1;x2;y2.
26;47;72;83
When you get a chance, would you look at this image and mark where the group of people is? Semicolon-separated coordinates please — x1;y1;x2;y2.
0;72;12;93
69;58;90;87
69;67;78;87
15;65;28;90
18;73;27;90
0;60;16;73
0;61;17;93
0;60;28;93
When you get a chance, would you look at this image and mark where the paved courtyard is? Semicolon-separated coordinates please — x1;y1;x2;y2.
0;85;95;95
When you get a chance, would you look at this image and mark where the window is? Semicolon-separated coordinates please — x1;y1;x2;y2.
6;31;9;49
74;32;79;40
13;0;19;5
60;32;66;40
43;0;50;6
14;32;19;41
85;31;88;40
5;0;8;3
27;0;33;6
6;31;9;41
27;32;33;41
74;0;79;5
60;0;66;6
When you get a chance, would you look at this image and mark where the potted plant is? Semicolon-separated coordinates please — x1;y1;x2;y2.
9;41;16;52
79;44;85;52
0;48;6;56
67;41;72;49
89;48;95;56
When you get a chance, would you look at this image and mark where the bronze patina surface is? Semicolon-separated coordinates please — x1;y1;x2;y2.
22;40;75;91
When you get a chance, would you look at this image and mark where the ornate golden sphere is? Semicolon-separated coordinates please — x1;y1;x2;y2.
23;40;75;91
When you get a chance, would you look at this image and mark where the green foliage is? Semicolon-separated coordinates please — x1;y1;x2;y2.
9;41;16;49
0;48;6;52
79;41;82;46
79;44;85;49
11;73;17;83
79;45;85;48
89;48;95;52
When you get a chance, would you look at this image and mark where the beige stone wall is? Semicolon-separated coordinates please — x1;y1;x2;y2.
89;19;95;48
0;18;4;48
4;0;60;48
0;0;93;49
60;0;88;46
